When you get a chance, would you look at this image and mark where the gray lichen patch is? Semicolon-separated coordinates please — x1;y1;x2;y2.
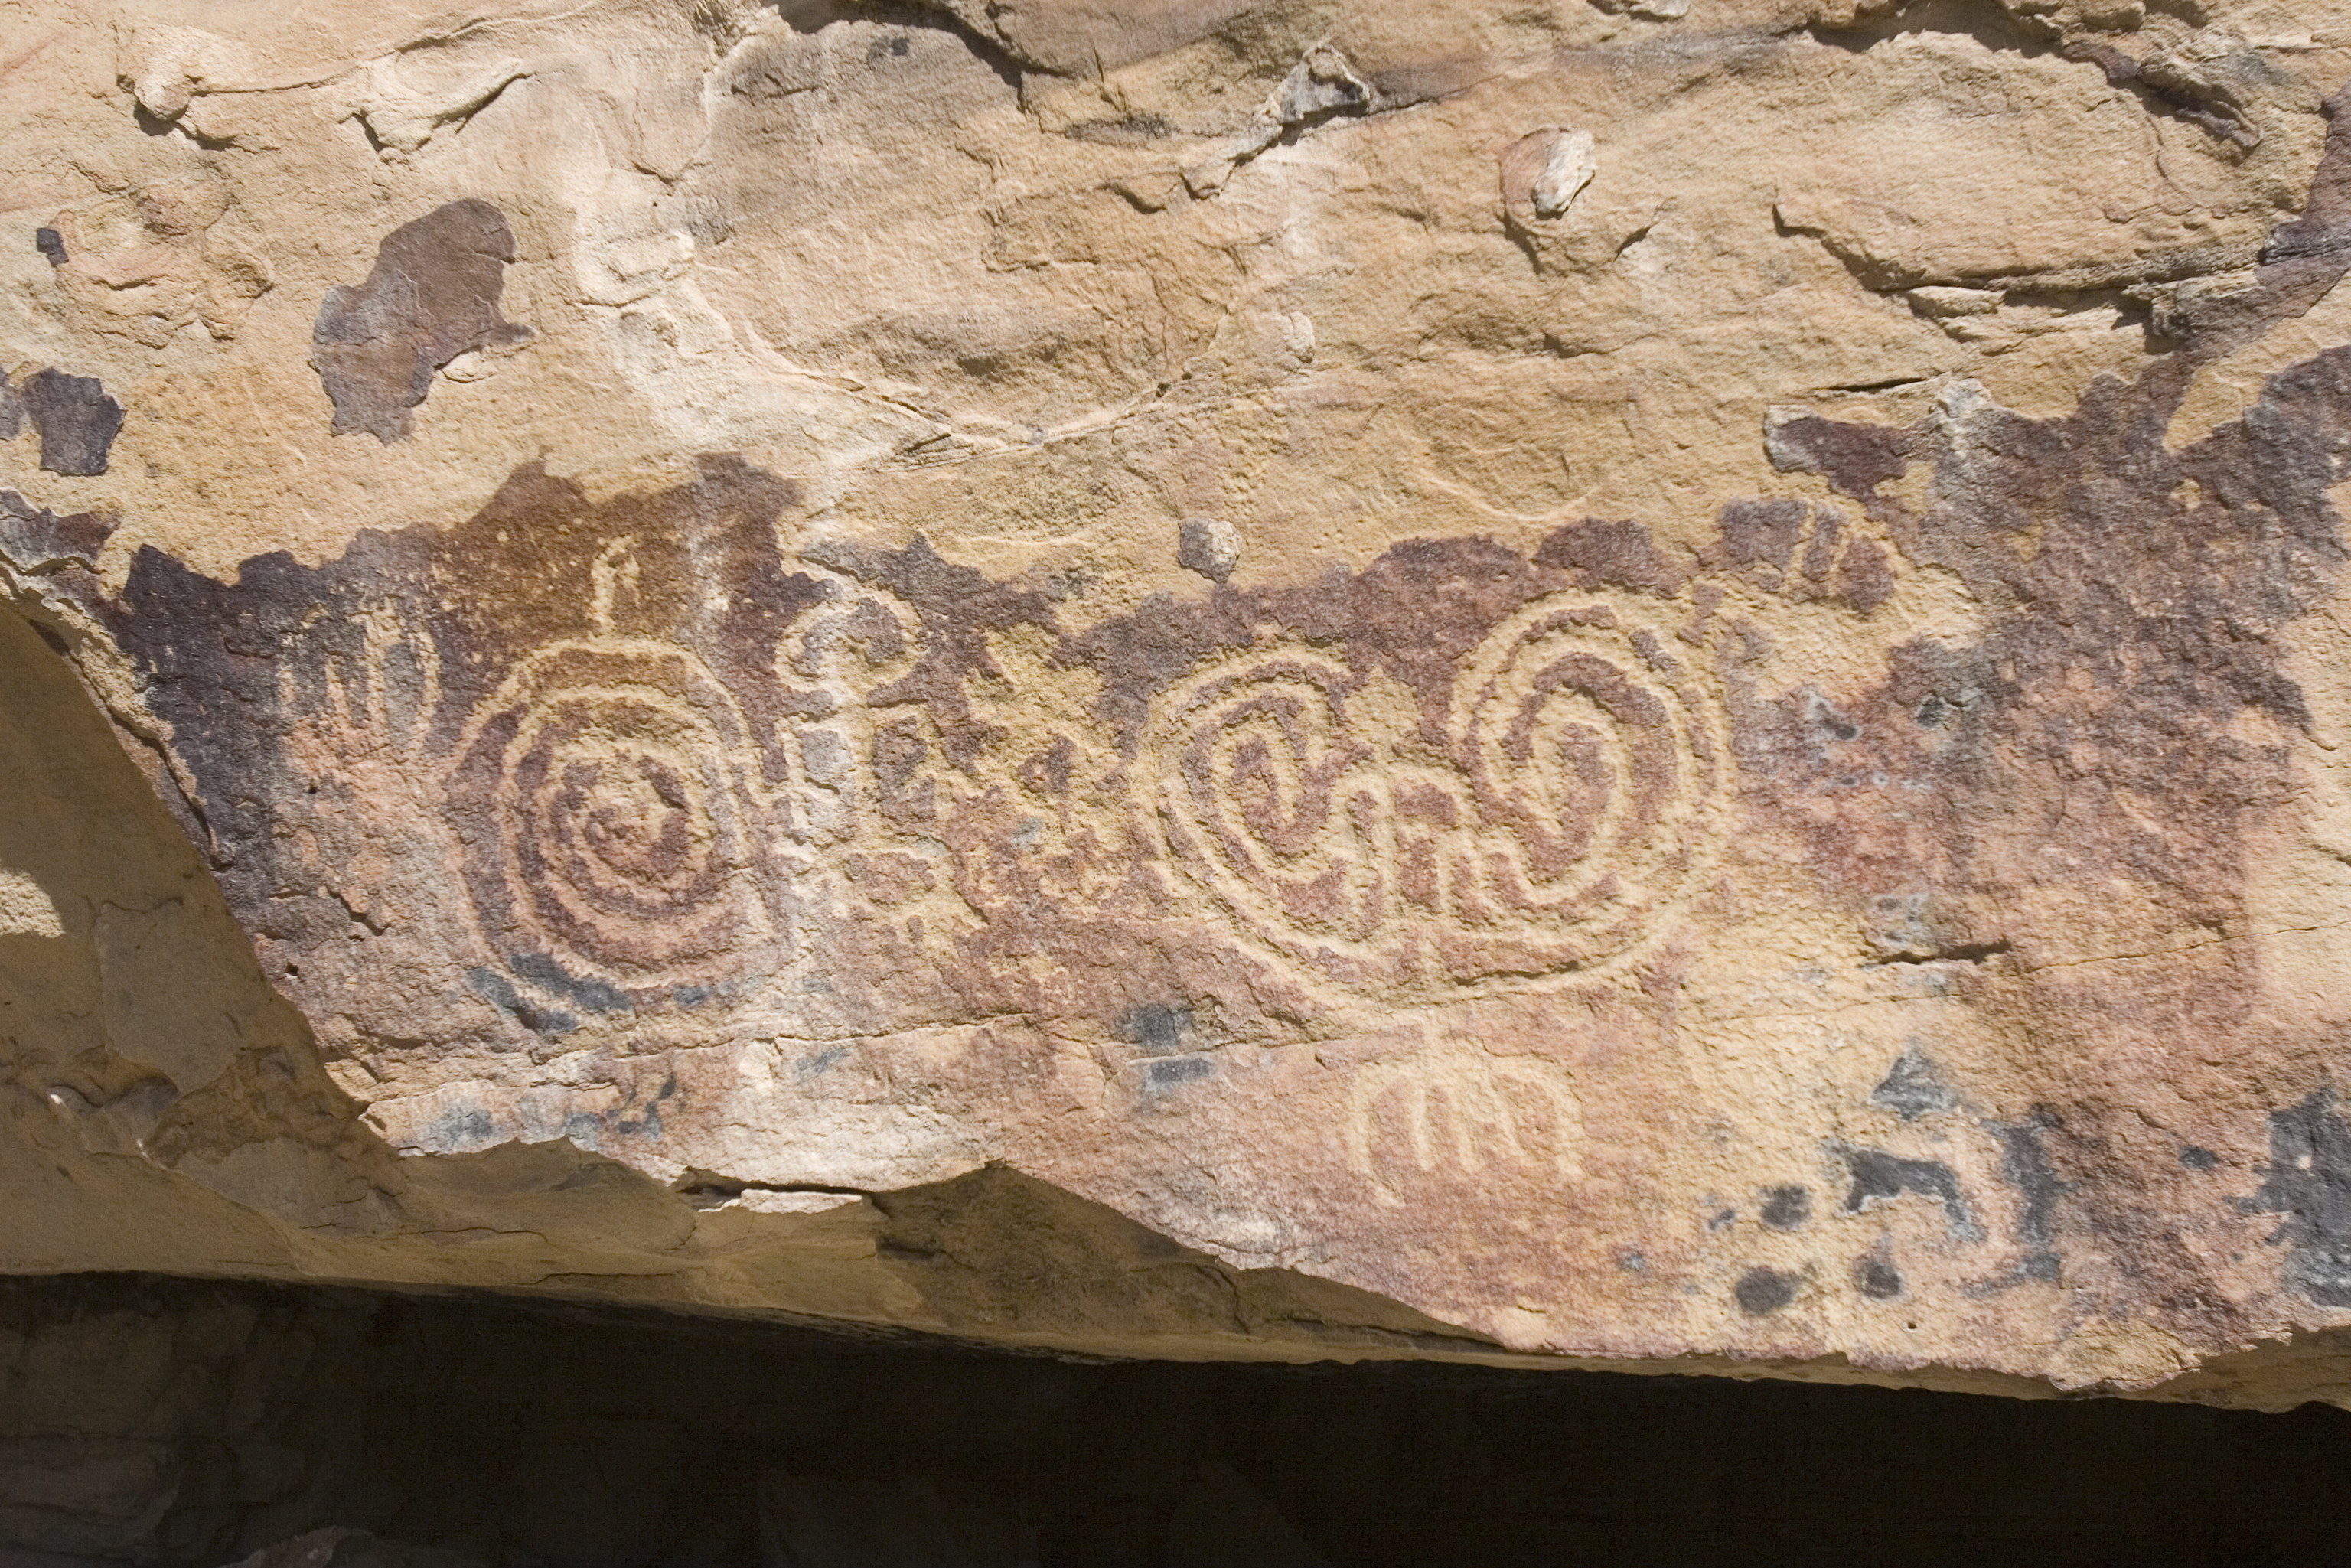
2239;1089;2351;1309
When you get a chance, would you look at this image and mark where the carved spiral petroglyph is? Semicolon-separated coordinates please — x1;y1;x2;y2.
1449;596;1728;958
450;637;791;992
1166;652;1387;944
1155;595;1728;986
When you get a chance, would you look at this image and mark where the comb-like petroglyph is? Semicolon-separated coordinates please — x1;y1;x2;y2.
1346;1044;1583;1207
5;0;2351;1421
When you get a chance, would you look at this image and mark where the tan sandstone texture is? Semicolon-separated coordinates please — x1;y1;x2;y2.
5;0;2351;1407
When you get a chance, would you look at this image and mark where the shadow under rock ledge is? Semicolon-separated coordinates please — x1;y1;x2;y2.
0;1272;2346;1568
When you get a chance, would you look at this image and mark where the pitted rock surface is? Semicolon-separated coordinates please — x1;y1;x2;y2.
4;0;2351;1406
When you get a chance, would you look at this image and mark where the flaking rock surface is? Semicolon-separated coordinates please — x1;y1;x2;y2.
5;0;2351;1406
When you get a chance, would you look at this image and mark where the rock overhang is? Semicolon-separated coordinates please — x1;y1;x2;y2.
0;0;2349;1410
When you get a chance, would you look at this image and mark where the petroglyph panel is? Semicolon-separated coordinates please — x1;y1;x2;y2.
82;474;1860;1059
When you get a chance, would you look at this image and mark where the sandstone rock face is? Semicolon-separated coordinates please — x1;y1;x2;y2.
5;0;2351;1404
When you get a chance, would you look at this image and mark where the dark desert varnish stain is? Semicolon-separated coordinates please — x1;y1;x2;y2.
311;199;533;442
107;456;819;1011
18;367;124;475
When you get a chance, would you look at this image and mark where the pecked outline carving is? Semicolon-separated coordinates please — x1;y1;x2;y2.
1347;1048;1584;1208
1148;593;1731;988
448;633;797;991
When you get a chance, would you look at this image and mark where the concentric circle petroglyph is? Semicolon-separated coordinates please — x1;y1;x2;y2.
449;637;791;993
1153;595;1730;989
1165;652;1387;947
1448;595;1730;969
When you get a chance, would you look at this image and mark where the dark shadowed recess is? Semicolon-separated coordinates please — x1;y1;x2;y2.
2;1274;2344;1568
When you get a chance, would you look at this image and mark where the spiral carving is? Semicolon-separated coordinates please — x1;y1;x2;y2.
1449;598;1725;953
1170;654;1386;945
450;638;789;993
1155;596;1727;985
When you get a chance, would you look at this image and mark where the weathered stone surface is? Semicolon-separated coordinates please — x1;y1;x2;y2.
5;0;2351;1406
